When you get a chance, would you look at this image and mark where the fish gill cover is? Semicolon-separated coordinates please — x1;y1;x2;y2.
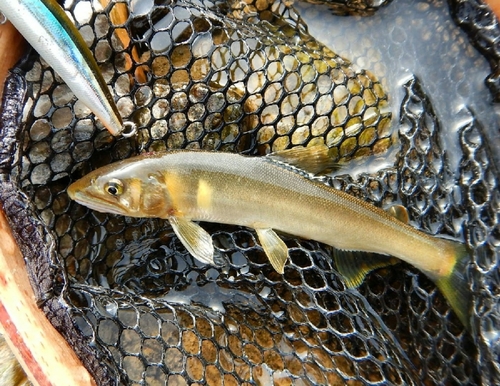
0;0;499;384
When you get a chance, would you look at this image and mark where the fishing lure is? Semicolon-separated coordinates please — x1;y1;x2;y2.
0;0;135;136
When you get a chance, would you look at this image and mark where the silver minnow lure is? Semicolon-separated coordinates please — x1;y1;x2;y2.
68;147;471;328
0;0;133;136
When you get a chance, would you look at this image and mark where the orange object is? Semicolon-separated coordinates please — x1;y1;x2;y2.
485;0;500;19
0;21;26;100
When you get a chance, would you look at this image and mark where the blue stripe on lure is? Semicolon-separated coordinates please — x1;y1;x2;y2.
0;0;135;136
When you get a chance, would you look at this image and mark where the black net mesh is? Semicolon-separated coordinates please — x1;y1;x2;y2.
0;0;499;385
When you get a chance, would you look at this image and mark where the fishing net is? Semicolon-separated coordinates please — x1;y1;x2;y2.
0;0;499;384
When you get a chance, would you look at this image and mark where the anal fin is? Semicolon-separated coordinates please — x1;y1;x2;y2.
333;250;399;288
169;217;214;265
255;228;289;274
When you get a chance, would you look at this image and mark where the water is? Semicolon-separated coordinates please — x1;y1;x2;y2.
297;0;499;172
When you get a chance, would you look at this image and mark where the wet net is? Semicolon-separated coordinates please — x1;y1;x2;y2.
0;0;499;384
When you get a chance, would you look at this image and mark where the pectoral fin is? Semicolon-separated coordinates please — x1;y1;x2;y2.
333;250;399;288
169;217;214;265
255;228;289;274
267;144;339;175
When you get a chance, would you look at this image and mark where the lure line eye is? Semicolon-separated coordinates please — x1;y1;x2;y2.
105;179;124;196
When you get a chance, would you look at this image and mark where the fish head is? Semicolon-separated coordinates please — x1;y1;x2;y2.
68;158;172;218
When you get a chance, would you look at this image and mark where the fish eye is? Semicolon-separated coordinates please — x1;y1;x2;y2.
105;179;124;196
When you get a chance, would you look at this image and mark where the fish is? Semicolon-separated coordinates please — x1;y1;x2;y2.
0;0;135;136
67;146;471;328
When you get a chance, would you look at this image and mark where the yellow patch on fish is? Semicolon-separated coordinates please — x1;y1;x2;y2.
128;178;142;212
163;171;187;215
197;179;213;211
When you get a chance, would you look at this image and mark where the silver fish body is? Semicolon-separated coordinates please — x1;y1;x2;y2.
68;149;471;328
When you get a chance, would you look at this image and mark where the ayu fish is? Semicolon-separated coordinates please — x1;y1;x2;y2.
0;0;134;136
68;147;471;328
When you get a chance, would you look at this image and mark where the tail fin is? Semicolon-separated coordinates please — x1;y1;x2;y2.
434;243;472;330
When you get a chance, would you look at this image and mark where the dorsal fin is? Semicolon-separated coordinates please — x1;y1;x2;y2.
386;204;409;224
266;145;339;175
